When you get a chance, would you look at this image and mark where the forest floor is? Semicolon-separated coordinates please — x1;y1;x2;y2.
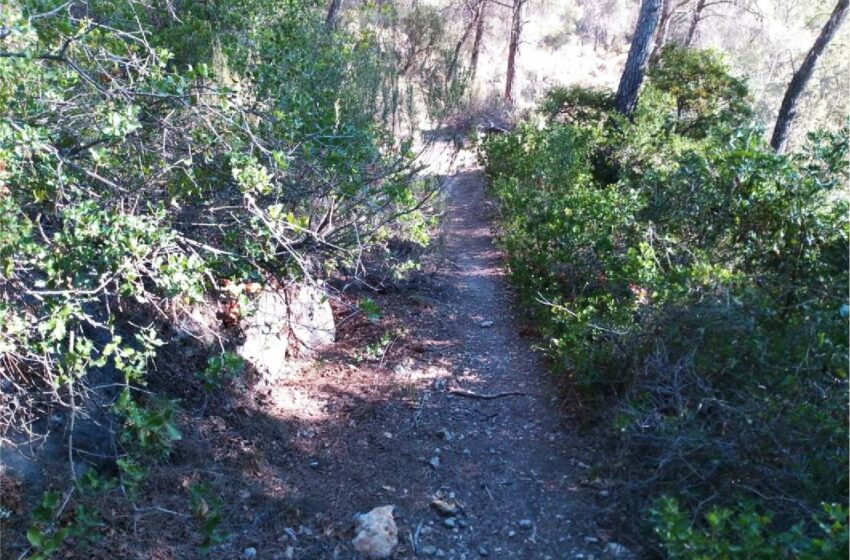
4;145;624;559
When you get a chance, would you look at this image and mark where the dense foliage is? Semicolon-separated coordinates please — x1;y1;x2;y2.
1;0;459;554
480;46;848;555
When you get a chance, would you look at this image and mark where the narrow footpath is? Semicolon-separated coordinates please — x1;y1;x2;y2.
136;150;615;559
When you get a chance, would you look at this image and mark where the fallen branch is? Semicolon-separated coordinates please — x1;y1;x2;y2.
448;389;528;400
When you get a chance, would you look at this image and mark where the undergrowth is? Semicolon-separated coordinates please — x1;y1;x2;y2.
480;45;849;556
1;0;467;556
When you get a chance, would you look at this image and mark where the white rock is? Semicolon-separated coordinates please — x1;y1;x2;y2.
289;284;335;352
352;505;398;559
237;290;290;382
237;284;335;383
603;542;633;559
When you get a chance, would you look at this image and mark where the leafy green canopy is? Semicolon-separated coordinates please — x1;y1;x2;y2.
481;46;848;555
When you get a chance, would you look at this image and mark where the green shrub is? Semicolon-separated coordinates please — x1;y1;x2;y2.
648;45;752;138
480;47;848;555
651;498;849;560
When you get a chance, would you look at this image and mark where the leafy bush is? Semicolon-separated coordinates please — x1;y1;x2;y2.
540;85;615;125
647;45;752;137
480;47;848;555
1;0;443;428
651;498;848;560
1;0;463;552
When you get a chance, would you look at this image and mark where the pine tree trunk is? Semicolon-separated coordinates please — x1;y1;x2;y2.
616;0;663;116
504;0;525;104
770;0;848;152
651;0;673;58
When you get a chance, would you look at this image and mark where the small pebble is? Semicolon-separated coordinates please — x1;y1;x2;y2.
242;547;257;559
444;517;457;528
421;545;437;556
437;428;454;441
478;546;489;556
519;519;533;529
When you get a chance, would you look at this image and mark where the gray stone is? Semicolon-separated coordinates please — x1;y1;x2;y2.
421;545;437;556
603;542;633;559
243;547;257;559
436;428;454;441
519;519;533;529
478;546;489;557
443;517;457;528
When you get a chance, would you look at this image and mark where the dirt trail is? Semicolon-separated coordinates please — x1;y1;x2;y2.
388;161;605;559
254;152;608;559
92;149;611;559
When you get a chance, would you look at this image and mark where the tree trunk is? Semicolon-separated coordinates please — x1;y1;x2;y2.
651;0;690;58
470;0;487;84
504;0;525;104
684;0;706;46
651;0;673;58
448;1;483;85
325;0;342;30
770;0;848;152
616;0;663;116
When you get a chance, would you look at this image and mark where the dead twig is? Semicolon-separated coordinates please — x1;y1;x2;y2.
448;389;528;400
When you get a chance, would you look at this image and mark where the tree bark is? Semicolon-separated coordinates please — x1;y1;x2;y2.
448;1;483;85
325;0;342;30
504;0;526;104
651;0;690;58
470;0;487;84
684;0;706;46
616;0;663;116
770;0;848;152
652;0;674;57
